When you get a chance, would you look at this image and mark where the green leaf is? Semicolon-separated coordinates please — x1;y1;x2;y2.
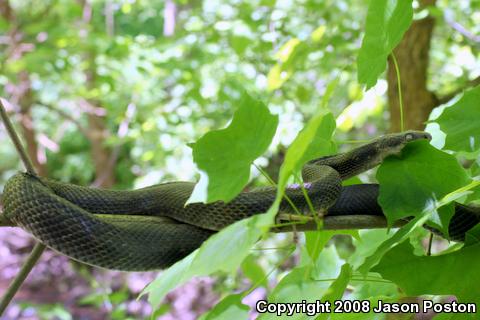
350;277;399;300
199;294;249;320
278;112;336;190
188;92;278;203
142;249;197;308
143;215;264;309
377;140;470;228
348;229;394;269
357;211;431;275
258;247;344;320
305;231;335;262
267;38;309;91
145;100;337;312
372;241;480;306
257;111;336;227
306;230;358;263
436;85;480;153
357;0;413;89
315;263;353;320
241;254;268;288
257;267;331;320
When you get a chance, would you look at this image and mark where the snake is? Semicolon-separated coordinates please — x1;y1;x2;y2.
2;131;479;271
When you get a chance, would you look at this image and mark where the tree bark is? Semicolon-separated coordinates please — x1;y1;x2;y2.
387;0;438;132
80;1;116;188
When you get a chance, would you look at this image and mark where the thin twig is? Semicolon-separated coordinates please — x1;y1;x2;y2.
444;10;480;45
0;98;35;174
0;97;46;317
0;243;46;315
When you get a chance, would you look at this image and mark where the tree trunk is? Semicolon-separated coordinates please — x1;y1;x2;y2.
84;60;116;188
387;0;438;132
80;2;116;188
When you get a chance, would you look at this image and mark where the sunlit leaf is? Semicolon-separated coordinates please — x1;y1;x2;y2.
188;92;278;203
311;25;326;43
258;247;344;320
274;38;301;62
241;254;268;288
315;263;352;320
357;0;413;89
258;111;336;227
305;230;358;263
357;211;431;275
143;215;264;308
199;294;249;320
436;86;480;153
267;38;308;91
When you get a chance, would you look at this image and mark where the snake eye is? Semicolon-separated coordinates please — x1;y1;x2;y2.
405;133;414;141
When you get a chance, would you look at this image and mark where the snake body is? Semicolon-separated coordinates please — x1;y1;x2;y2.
3;131;479;271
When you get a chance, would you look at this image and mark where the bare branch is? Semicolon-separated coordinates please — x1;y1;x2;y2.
0;98;46;317
0;243;46;315
0;98;35;173
444;10;480;45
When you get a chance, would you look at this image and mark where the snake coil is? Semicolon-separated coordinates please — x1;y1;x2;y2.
3;131;479;271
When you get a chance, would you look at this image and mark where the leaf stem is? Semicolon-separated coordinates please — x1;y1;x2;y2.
391;53;405;132
253;163;303;216
0;98;46;317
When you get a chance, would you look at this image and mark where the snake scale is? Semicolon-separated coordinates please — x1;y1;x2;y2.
2;131;479;271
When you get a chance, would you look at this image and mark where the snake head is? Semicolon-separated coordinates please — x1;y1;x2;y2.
375;130;431;157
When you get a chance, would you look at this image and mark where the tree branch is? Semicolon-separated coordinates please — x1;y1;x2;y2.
0;243;45;315
0;98;46;317
0;99;35;174
0;214;406;232
273;214;406;232
444;10;480;45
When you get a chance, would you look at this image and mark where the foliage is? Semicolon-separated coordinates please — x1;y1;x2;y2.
372;232;480;307
435;86;480;154
188;92;278;203
0;0;479;319
357;0;413;89
377;141;470;232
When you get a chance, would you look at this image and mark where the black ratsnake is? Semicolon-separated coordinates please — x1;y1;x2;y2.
2;131;479;271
